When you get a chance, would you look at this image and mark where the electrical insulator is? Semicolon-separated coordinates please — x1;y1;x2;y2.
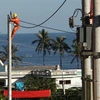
69;17;74;28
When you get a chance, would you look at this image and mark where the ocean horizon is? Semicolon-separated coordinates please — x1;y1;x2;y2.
0;32;81;69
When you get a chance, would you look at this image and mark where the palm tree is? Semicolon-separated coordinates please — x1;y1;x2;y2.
0;43;22;66
32;29;51;66
70;39;80;68
51;36;71;69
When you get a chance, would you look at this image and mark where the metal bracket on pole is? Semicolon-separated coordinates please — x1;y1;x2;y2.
93;52;100;59
81;51;100;59
85;77;93;82
81;76;97;82
94;15;100;26
81;50;93;58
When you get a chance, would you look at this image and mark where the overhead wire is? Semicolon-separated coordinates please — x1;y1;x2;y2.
0;39;36;49
73;10;80;18
0;38;79;66
20;20;75;34
72;8;82;18
0;0;78;66
9;0;75;34
20;0;67;29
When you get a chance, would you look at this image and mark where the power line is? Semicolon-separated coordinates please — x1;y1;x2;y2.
20;20;74;33
20;0;67;28
0;39;36;49
9;0;76;34
72;8;82;18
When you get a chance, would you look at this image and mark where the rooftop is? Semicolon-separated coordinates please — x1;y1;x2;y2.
12;66;57;71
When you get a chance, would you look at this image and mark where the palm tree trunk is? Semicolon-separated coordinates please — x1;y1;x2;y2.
43;48;45;66
60;55;62;69
77;57;79;69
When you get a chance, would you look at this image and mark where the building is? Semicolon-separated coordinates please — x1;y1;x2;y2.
0;60;82;91
31;65;82;89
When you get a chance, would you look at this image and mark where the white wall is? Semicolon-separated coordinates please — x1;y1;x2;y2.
56;77;82;90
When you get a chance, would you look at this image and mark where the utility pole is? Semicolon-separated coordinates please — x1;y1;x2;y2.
7;14;12;100
82;0;92;100
93;0;100;100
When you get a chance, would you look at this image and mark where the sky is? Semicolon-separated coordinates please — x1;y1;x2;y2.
0;0;82;34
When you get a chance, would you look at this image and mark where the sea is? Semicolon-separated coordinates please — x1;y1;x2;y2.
0;32;81;69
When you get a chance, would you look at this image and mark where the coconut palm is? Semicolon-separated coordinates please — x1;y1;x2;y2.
70;39;80;68
51;36;71;69
0;43;22;66
32;29;51;66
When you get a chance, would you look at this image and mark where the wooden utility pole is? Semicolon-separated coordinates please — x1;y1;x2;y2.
7;14;12;100
93;0;100;100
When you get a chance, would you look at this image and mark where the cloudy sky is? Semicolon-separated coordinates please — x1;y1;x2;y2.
0;0;81;34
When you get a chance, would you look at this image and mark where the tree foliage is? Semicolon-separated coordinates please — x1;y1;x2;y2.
51;36;71;68
32;29;52;66
24;76;56;92
0;43;22;66
65;87;82;100
24;75;66;100
0;88;7;100
70;39;80;68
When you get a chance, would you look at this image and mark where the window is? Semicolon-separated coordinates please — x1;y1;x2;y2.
59;80;63;84
66;80;71;84
59;80;71;84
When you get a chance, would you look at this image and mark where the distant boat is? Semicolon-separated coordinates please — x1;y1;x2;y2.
25;53;32;58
